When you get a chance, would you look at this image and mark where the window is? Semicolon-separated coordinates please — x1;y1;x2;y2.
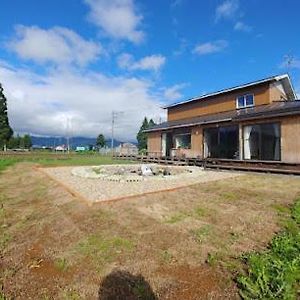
236;94;254;109
174;133;191;149
243;123;280;161
204;126;239;159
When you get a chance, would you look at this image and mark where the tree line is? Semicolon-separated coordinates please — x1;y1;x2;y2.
0;84;32;150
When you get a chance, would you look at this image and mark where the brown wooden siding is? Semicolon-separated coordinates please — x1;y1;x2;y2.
191;126;203;157
269;82;287;102
147;132;161;155
281;116;300;163
167;83;270;121
147;115;300;163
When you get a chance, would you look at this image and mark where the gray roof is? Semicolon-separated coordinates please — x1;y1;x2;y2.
145;101;300;132
164;74;296;109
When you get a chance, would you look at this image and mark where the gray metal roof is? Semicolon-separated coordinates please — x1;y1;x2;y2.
163;74;296;109
145;100;300;132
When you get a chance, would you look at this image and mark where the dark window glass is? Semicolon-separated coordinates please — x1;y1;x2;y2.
245;94;254;106
238;96;244;108
204;126;239;159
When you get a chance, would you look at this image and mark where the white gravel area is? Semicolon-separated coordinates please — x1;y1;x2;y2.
42;164;240;203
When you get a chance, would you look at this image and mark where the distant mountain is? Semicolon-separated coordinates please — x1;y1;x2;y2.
31;136;127;149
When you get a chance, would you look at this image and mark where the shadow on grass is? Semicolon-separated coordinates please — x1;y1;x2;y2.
98;270;157;300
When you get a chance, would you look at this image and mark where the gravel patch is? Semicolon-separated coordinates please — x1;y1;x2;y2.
42;164;240;203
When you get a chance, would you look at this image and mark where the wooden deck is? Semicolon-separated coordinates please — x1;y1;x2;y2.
114;154;300;175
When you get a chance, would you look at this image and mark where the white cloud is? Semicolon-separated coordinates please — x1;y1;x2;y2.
163;83;188;101
8;25;101;66
84;0;144;43
234;21;252;32
215;0;239;22
193;40;228;55
117;53;166;72
0;62;165;141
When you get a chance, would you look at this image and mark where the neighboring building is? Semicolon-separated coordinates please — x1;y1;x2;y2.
55;145;67;152
75;146;87;152
116;142;138;155
145;74;300;163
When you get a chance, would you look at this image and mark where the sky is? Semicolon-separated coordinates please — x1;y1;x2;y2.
0;0;300;141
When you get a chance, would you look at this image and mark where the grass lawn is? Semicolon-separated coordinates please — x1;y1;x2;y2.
0;152;132;170
0;156;300;299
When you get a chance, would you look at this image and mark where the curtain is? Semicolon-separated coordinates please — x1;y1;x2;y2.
243;126;252;159
273;124;280;161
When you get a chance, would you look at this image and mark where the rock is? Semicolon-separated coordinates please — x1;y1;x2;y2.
163;167;171;176
141;165;153;176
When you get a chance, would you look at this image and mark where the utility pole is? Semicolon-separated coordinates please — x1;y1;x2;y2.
111;111;123;155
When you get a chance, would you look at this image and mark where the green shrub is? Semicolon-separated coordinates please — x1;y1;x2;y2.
237;199;300;299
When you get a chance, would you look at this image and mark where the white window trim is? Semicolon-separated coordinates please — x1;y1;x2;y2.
236;93;255;109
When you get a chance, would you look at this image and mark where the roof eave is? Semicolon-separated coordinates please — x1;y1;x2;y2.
163;74;294;109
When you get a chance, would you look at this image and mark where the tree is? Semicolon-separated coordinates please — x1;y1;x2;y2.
0;83;13;150
136;117;156;151
148;118;156;127
96;133;106;148
23;134;32;149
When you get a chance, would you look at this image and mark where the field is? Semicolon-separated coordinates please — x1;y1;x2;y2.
1;153;300;299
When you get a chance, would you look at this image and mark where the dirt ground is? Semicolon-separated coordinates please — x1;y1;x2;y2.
1;162;300;299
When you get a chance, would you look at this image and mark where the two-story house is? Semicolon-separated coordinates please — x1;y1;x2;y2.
145;74;300;163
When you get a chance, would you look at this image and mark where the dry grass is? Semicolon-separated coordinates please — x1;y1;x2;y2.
1;162;300;299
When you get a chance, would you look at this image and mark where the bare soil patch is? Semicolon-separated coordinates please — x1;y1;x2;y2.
1;162;300;299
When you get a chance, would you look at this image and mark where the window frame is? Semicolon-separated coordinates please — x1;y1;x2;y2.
236;93;255;109
242;122;281;161
173;133;191;149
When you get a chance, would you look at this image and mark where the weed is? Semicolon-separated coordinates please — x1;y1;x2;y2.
0;292;6;300
133;282;149;298
0;232;11;252
77;235;134;264
221;192;239;201
160;250;173;263
0;159;16;173
237;199;300;299
292;200;300;223
62;289;81;300
165;212;188;224
54;257;68;272
206;252;221;267
229;231;240;242
194;207;208;218
191;224;212;243
271;203;290;215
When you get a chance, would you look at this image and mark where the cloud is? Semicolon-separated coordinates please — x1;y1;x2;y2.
163;83;188;101
279;56;300;70
234;21;252;32
117;53;166;72
215;0;239;22
0;62;165;141
84;0;144;43
193;40;228;55
171;0;183;9
8;25;101;66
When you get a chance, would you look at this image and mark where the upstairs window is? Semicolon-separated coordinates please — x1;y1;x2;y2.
237;94;254;109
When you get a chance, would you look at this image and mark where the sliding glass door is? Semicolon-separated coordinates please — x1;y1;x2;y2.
243;123;280;161
204;125;239;159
